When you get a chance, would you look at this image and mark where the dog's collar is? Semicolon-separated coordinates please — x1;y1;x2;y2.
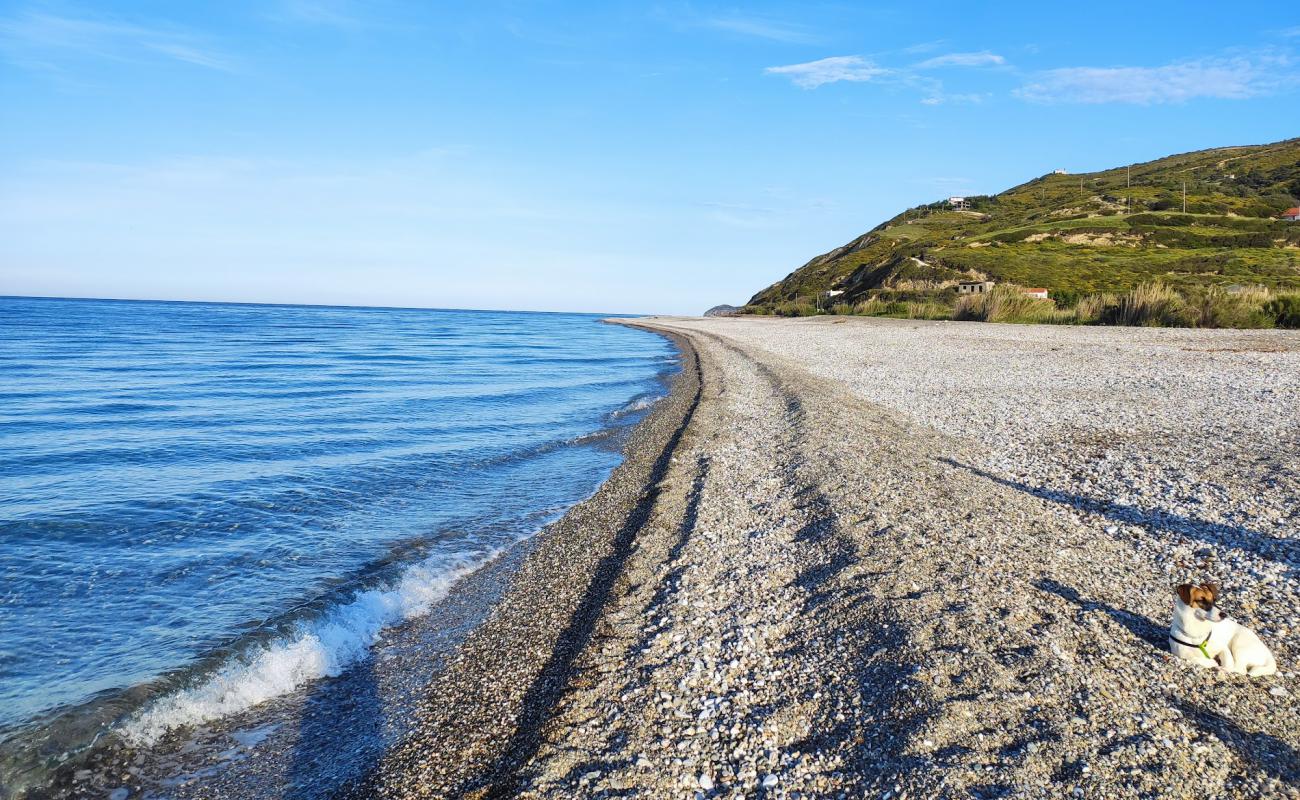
1169;631;1212;660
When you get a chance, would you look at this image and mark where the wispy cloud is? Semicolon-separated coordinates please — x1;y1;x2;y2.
915;51;1005;69
702;14;820;44
765;49;1003;102
1015;53;1290;104
764;55;889;89
919;91;988;106
148;43;233;70
901;40;946;54
274;0;365;29
0;10;235;72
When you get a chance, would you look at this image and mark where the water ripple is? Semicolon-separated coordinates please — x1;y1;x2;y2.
0;297;675;790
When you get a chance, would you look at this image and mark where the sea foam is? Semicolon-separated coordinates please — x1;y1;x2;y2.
610;394;660;419
122;550;491;744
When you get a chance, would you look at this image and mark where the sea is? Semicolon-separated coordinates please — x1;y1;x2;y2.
0;296;677;794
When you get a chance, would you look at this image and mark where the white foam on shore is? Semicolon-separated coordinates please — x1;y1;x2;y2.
121;550;492;745
610;394;660;419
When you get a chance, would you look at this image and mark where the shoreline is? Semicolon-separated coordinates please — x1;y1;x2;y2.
42;315;1300;798
25;329;697;800
338;327;702;797
354;314;1296;799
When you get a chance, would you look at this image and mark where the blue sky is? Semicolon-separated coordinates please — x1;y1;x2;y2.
2;1;1297;314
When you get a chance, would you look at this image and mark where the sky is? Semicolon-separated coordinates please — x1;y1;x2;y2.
1;1;1297;314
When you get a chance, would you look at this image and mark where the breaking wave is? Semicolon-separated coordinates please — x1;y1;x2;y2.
121;549;492;745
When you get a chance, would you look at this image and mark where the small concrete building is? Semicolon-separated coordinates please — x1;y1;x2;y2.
1021;287;1049;299
1282;207;1300;222
957;281;995;294
948;196;970;211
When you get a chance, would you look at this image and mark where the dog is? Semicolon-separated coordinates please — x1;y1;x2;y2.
1169;582;1277;676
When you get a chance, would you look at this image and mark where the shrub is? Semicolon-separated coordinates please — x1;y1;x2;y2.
1050;289;1081;309
1266;293;1300;328
850;297;953;320
1098;283;1198;327
954;286;1060;323
852;297;887;316
1128;213;1194;227
1192;285;1274;329
1071;293;1113;324
774;301;819;317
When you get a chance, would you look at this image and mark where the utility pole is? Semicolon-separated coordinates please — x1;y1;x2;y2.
1126;165;1131;214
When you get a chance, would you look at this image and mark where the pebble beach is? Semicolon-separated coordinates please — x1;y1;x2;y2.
356;315;1300;799
82;316;1300;799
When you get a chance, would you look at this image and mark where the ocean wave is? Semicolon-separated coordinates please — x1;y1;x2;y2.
120;548;494;745
608;394;661;420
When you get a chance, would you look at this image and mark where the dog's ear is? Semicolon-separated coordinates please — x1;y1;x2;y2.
1176;583;1193;604
1202;582;1219;602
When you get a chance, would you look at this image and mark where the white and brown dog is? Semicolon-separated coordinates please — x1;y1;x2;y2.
1169;582;1277;676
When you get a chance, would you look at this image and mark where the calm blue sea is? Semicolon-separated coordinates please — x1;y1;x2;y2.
0;297;675;786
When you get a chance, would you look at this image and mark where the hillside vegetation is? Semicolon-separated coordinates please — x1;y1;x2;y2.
746;138;1300;326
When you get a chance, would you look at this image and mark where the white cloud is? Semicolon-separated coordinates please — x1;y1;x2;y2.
1015;54;1289;104
0;11;234;72
764;55;889;89
703;15;819;44
915;51;1005;69
920;91;988;105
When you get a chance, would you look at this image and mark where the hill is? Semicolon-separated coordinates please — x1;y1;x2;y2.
747;138;1300;312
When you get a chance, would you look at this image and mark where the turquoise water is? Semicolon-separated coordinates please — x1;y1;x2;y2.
0;297;674;787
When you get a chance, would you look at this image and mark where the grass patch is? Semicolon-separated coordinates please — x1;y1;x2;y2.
953;286;1067;323
747;282;1300;329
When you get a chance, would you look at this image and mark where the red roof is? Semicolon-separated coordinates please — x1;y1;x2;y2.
1284;207;1300;217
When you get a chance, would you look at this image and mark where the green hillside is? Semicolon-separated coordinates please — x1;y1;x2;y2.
748;138;1300;310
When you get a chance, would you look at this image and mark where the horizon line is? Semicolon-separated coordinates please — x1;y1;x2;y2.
0;294;657;318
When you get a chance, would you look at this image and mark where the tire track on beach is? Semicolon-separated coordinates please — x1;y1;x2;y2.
465;358;706;799
508;325;825;794
499;326;938;797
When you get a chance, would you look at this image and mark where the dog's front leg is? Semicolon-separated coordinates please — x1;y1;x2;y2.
1215;647;1238;673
